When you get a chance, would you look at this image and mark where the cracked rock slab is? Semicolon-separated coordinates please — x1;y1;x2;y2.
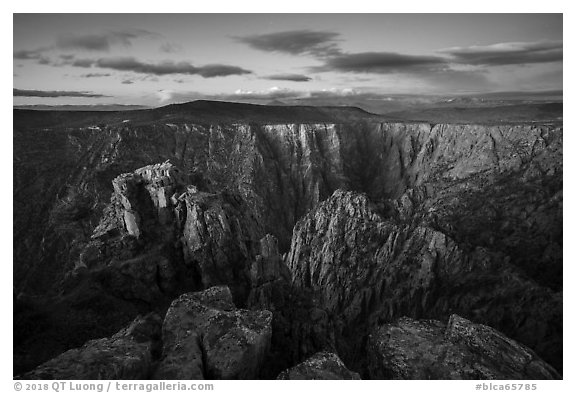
367;314;560;380
277;351;361;380
19;313;162;380
154;286;272;380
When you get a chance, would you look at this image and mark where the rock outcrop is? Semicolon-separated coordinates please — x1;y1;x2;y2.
286;190;561;373
180;191;263;303
367;314;560;380
277;351;360;380
74;161;264;305
155;286;272;380
19;313;162;380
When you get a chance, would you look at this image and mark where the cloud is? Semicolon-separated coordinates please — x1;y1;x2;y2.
235;30;341;57
57;34;112;51
160;42;183;53
14;29;161;62
307;88;363;98
13;88;109;98
441;40;563;65
155;87;303;104
309;50;492;91
229;87;302;100
81;73;111;78
315;52;448;74
70;58;95;68
264;73;312;82
56;29;159;51
154;86;439;105
13;49;44;59
65;56;252;77
157;89;199;103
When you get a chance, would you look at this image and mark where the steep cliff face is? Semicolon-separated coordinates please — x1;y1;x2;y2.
14;114;562;378
73;161;266;306
285;190;561;372
14;121;561;296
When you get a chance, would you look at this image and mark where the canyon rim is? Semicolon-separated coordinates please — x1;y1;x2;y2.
13;13;563;381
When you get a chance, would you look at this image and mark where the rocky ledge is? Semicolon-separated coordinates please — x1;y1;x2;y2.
277;352;360;380
368;314;560;380
19;287;273;380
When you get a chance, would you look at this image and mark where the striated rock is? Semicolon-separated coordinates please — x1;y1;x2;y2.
286;189;561;373
155;286;272;380
181;192;263;303
367;315;560;380
92;161;184;242
77;162;265;306
15;121;561;297
246;234;291;310
277;351;360;380
97;253;177;303
19;313;162;380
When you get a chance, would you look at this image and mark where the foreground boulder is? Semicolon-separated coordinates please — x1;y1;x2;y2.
19;313;162;380
277;351;360;380
367;314;560;380
155;286;272;379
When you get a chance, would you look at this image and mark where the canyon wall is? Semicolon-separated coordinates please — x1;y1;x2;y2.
14;121;561;295
13;119;562;376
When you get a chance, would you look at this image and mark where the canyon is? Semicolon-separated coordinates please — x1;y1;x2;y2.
13;101;562;379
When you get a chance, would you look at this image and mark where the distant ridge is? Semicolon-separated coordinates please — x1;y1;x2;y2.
266;99;287;106
155;99;385;122
14;99;388;130
13;104;149;111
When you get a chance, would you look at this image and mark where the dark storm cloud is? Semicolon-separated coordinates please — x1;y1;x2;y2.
13;88;108;98
264;73;312;82
442;40;563;65
68;56;252;78
56;29;159;51
235;30;341;57
315;52;448;74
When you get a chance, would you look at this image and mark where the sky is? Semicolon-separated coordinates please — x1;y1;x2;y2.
13;14;563;107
